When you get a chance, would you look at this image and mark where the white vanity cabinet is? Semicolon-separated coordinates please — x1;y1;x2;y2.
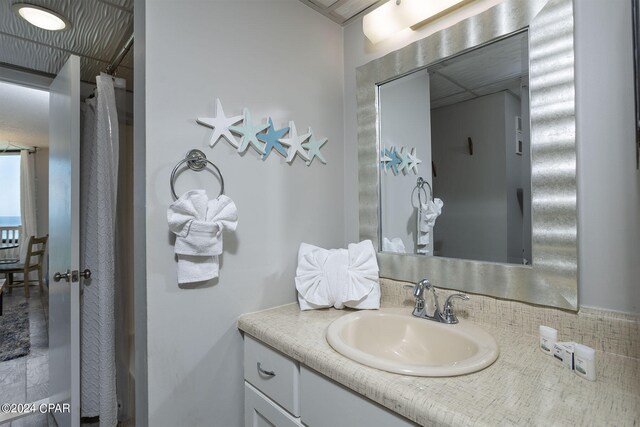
243;335;416;427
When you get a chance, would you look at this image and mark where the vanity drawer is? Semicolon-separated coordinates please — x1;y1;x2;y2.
245;382;303;427
300;366;416;427
244;335;300;417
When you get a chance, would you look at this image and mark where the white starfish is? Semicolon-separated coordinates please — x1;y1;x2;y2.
278;121;310;163
407;147;422;174
196;98;243;148
380;147;391;174
398;147;412;174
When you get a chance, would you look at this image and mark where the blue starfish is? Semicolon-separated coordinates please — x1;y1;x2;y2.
387;148;401;175
257;118;289;159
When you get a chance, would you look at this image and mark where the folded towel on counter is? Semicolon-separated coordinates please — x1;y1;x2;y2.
167;189;238;283
295;240;380;310
382;237;406;253
416;198;443;254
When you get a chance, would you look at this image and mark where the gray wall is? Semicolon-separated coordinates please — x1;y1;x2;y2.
574;0;639;313
503;91;525;264
431;92;510;263
141;0;344;425
520;83;532;263
343;0;639;313
379;71;431;254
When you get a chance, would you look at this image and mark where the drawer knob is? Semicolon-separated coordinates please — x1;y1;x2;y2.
257;362;276;377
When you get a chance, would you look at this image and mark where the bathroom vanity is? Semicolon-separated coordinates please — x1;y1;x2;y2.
239;282;640;426
238;0;640;424
243;335;414;427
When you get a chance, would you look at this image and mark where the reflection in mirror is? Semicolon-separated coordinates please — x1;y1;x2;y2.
358;0;577;310
379;30;533;265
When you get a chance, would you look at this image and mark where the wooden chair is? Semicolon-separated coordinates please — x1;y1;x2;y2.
0;235;48;298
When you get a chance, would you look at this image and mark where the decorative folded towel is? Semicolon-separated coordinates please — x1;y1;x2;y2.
382;237;406;253
416;198;443;254
295;240;380;310
167;189;238;283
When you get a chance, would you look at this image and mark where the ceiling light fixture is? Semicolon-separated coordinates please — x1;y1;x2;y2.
363;0;470;44
12;3;71;31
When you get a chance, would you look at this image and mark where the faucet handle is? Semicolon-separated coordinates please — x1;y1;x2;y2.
415;278;431;298
442;293;469;324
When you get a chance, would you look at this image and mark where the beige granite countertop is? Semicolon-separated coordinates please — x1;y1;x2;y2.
238;303;640;427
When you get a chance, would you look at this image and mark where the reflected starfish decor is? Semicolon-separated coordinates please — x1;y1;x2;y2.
386;148;401;175
380;148;392;174
380;146;421;175
406;147;422;174
397;147;411;174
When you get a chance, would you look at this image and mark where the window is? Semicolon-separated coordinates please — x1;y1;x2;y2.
0;154;21;242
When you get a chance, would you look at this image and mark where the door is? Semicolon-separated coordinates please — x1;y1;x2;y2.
48;55;81;427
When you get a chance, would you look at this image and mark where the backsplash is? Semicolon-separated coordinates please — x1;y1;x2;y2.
380;278;640;359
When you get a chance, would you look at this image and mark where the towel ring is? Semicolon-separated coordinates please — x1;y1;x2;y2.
170;149;225;200
414;176;433;206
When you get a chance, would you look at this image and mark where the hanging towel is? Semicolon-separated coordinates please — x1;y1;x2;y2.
167;189;238;283
416;198;443;254
295;240;380;310
382;237;406;253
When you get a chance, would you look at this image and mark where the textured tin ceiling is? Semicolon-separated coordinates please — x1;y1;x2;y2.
1;0;378;88
0;0;133;88
297;0;386;25
429;31;528;109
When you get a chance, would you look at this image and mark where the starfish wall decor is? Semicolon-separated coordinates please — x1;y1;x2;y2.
380;146;422;175
196;98;328;166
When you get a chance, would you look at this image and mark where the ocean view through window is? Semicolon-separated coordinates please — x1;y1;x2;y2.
0;154;21;243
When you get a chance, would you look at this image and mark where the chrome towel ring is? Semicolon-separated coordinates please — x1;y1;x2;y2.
170;149;225;200
412;176;433;207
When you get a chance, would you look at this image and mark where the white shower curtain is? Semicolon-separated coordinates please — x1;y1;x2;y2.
19;150;36;263
80;73;119;426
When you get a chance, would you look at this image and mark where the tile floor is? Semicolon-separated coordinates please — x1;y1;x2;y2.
0;285;55;427
0;284;128;427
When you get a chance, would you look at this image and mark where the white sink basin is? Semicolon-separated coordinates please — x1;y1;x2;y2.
326;308;499;377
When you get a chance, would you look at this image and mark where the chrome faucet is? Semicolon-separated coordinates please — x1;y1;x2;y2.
408;278;469;324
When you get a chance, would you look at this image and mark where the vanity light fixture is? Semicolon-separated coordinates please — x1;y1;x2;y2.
363;0;470;44
12;3;71;31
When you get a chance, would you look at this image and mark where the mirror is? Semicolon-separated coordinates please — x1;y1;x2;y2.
379;31;532;264
357;0;578;310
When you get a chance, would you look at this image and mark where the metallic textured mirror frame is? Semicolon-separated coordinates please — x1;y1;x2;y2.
356;0;578;310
